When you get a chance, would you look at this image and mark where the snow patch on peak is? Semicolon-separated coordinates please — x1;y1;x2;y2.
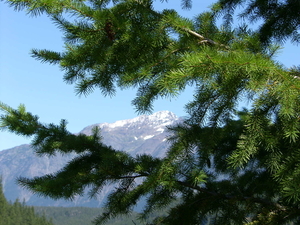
143;135;154;140
104;120;128;128
148;111;177;121
157;128;165;133
98;111;178;129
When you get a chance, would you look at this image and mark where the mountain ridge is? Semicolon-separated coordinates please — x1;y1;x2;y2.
0;111;182;207
80;110;179;134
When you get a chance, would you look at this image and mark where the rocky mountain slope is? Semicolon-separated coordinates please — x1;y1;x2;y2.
0;111;181;207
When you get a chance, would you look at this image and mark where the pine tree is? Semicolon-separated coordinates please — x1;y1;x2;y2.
1;0;300;224
0;179;10;225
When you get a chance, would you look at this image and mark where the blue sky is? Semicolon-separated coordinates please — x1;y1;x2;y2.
0;0;299;150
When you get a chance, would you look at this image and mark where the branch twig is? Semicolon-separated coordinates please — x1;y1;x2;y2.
182;27;229;49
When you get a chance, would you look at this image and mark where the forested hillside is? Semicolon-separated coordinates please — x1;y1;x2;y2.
34;206;140;225
34;205;215;225
0;180;53;225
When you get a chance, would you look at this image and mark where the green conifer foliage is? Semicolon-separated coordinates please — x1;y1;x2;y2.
1;0;300;224
212;0;300;44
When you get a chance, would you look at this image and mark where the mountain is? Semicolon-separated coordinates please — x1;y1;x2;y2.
81;110;179;157
0;111;182;207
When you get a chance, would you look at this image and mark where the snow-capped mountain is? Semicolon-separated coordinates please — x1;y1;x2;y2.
81;111;181;158
99;111;177;129
0;111;182;207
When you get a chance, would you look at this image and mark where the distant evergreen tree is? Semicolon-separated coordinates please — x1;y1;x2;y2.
1;0;300;224
0;179;10;225
0;179;54;225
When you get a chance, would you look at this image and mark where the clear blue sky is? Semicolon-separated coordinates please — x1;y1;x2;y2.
0;0;299;150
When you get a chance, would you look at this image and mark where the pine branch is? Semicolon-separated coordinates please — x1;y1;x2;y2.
182;27;229;49
176;180;285;211
116;173;149;180
182;28;217;45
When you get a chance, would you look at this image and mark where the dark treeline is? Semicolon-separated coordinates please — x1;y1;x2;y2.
33;202;215;225
0;180;53;225
34;206;138;225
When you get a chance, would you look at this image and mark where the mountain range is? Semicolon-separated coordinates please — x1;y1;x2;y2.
0;111;182;207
